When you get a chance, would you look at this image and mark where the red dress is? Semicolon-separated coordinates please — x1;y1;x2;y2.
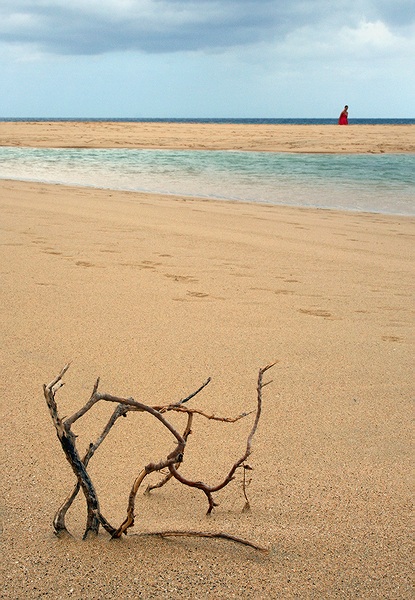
338;110;348;125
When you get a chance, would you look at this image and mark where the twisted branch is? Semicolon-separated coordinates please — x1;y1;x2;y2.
43;362;275;548
53;403;128;535
167;362;276;513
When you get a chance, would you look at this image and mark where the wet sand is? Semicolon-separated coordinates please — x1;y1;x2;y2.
0;123;414;598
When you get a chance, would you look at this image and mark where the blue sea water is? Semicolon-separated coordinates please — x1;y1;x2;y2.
1;117;415;124
0;146;414;215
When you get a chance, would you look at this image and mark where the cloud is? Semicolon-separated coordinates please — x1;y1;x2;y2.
1;0;282;55
1;0;413;57
374;0;415;27
342;20;395;50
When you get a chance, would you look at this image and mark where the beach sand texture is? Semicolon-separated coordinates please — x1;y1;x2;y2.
1;121;415;153
1;124;414;598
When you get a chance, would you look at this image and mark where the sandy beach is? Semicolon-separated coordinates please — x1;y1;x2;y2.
1;123;414;599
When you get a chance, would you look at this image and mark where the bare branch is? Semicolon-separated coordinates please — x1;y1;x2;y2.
95;393;186;446
44;371;103;537
166;406;254;423
46;363;71;392
156;377;211;412
44;362;275;547
132;530;269;552
53;404;128;534
167;362;277;513
64;377;101;428
242;464;253;512
145;413;194;494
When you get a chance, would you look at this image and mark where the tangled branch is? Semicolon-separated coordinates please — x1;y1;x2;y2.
43;362;275;548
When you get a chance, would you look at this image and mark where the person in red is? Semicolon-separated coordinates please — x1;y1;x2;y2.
338;105;349;125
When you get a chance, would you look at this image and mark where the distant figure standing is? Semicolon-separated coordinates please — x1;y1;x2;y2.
338;105;349;125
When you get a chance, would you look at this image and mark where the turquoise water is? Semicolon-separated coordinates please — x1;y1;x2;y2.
0;147;414;215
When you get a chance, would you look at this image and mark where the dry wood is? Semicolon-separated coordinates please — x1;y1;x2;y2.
145;412;193;495
53;403;128;535
131;530;269;552
242;464;253;512
43;362;275;548
167;362;275;513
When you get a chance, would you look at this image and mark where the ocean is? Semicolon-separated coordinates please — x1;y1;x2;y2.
0;146;414;215
1;117;415;125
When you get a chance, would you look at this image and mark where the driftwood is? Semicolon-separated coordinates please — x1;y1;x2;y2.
43;362;275;550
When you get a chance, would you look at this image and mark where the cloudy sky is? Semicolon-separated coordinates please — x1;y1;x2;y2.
1;0;414;118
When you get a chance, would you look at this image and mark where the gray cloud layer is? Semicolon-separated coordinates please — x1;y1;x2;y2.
1;0;414;56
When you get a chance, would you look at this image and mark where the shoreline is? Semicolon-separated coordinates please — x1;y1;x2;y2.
1;176;414;218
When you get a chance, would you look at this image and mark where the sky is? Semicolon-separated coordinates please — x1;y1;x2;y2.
1;0;414;118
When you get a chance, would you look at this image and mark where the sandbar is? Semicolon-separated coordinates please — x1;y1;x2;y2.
1;120;414;153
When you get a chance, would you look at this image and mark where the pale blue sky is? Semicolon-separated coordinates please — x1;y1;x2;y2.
1;0;414;118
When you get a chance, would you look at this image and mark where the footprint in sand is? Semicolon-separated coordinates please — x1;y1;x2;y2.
42;249;63;256
164;273;198;283
187;291;209;298
141;260;162;267
75;260;95;267
298;308;333;318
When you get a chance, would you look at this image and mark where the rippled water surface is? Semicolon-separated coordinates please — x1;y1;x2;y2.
0;147;414;215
